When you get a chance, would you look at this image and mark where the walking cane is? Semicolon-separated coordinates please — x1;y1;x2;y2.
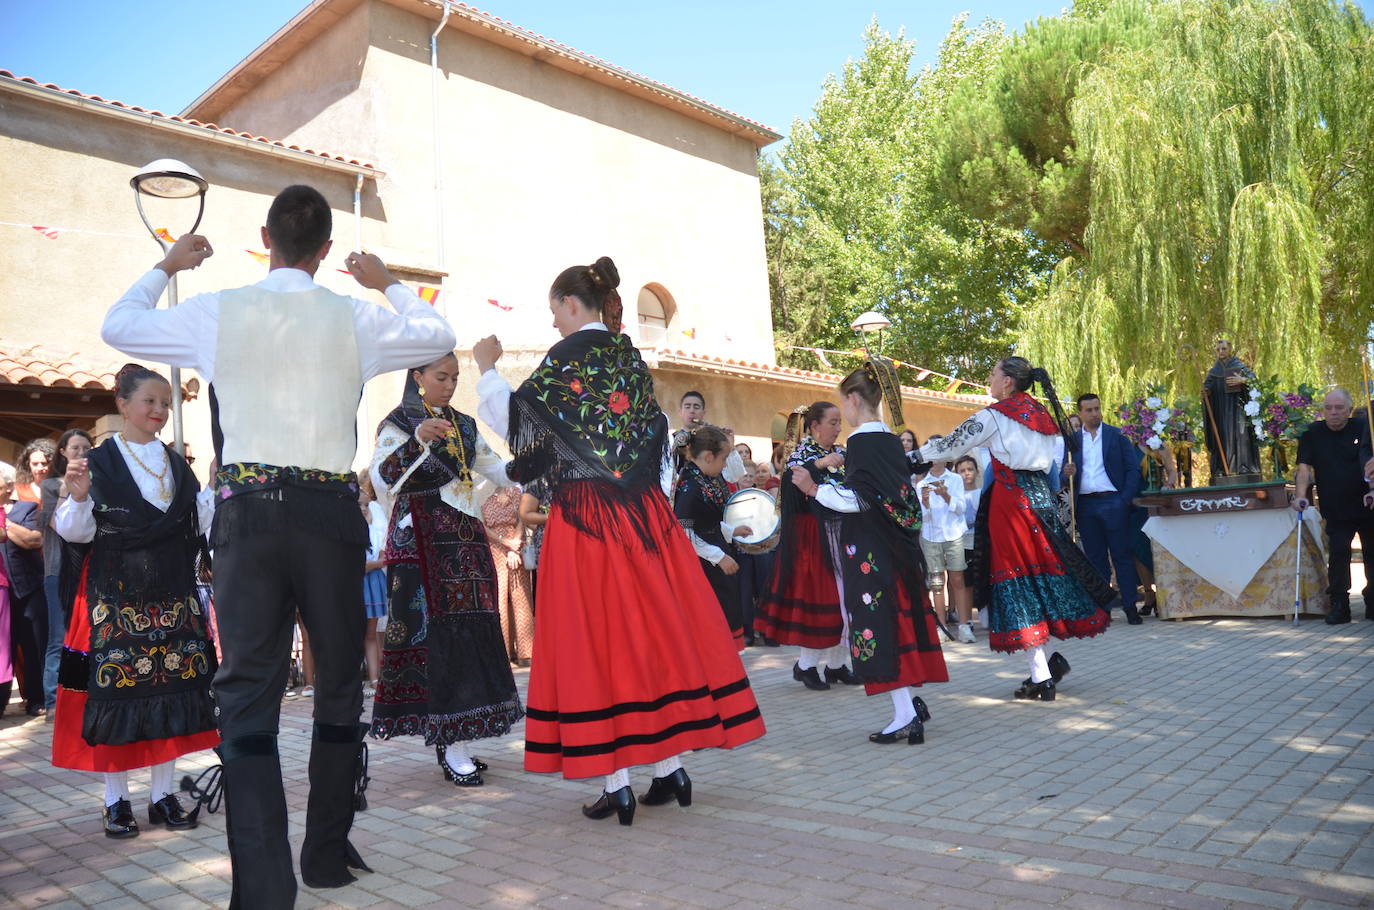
1293;505;1305;627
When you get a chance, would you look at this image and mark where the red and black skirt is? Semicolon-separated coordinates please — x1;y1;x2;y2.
755;513;844;648
524;485;766;779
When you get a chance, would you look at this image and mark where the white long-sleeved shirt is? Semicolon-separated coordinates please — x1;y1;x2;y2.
813;421;888;514
102;268;456;384
1077;426;1117;494
55;437;214;543
919;407;1057;474
475;321;676;495
916;470;966;543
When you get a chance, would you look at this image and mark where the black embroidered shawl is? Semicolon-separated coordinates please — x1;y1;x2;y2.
79;438;216;746
381;387;481;493
831;432;928;684
506;330;669;548
673;462;729;549
775;436;846;574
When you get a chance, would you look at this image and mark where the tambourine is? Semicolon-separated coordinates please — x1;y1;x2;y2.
724;487;780;555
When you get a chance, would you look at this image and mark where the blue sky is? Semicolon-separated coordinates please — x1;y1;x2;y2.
0;1;1065;140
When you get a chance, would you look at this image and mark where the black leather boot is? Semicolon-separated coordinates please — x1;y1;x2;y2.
300;722;372;889
1326;596;1351;625
218;735;297;910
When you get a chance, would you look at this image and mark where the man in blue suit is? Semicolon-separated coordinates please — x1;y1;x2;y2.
1062;394;1143;625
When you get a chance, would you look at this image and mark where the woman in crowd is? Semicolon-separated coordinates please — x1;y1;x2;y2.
14;439;55;504
52;364;218;837
482;485;534;665
3;461;45;717
0;465;16;714
899;428;931;483
674;425;755;648
359;474;387;698
518;478;550;599
473;256;764;826
920;357;1114;701
369;352;524;788
39;430;94;714
791;365;948;743
756;402;856;690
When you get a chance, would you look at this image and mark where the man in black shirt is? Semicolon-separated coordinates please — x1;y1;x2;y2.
1295;389;1374;624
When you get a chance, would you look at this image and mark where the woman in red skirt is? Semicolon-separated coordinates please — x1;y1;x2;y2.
52;365;219;837
920;357;1114;700
792;364;949;743
473;257;765;826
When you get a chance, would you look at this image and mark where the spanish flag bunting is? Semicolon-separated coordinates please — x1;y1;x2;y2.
245;249;270;266
154;227;176;243
681;328;697;340
31;226;60;239
486;298;511;311
416;285;440;305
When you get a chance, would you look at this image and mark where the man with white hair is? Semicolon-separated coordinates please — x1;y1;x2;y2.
1294;388;1374;624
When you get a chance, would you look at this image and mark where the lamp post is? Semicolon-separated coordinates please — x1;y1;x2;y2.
850;310;891;357
130;159;208;456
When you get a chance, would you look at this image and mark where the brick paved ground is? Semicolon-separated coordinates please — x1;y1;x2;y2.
2;608;1371;910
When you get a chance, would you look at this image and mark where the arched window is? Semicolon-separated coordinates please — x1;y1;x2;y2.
636;283;677;344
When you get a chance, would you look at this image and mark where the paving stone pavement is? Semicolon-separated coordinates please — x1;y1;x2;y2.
2;610;1371;909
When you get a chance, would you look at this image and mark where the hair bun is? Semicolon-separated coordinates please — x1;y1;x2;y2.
590;256;620;290
1029;366;1051;385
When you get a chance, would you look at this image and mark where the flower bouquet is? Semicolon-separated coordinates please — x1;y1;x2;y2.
1116;384;1192;490
1245;376;1320;479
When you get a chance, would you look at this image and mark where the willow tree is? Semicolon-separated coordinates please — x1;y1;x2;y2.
935;0;1374;406
768;17;1054;381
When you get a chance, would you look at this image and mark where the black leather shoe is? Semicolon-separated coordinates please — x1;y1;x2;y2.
582;785;636;825
148;794;197;830
869;719;925;744
1124;605;1144;625
103;799;139;838
761;637;780;647
823;665;863;686
1325;601;1352;625
911;696;931;722
1048;652;1070;683
436;745;484;787
639;768;692;807
793;662;830;690
1013;678;1056;701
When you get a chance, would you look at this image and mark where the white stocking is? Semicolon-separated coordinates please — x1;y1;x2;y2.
445;741;477;775
1027;645;1052;683
797;647;822;671
148;760;176;802
604;768;630;793
103;771;130;807
883;687;917;734
652;756;682;779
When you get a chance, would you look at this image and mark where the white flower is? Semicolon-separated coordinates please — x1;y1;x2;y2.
1146;434;1163;450
1156;407;1171;420
1145;396;1163;409
1152;420;1167;434
1243;401;1260;417
1252;419;1265;434
1249;389;1261;400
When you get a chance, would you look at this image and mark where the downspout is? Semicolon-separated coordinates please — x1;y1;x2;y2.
431;0;452;307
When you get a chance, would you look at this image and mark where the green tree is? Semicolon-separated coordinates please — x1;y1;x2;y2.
935;0;1374;406
767;17;1054;384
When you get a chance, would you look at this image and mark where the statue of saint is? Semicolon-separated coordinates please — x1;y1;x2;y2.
1201;337;1261;482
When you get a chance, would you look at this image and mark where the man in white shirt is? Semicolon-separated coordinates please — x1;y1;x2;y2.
677;391;746;484
916;443;974;643
102;185;456;909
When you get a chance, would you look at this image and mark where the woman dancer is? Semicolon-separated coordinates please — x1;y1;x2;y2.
756;403;856;690
473;256;764;825
919;357;1114;700
52;364;218;836
792;365;948;743
674;425;754;649
369;352;524;787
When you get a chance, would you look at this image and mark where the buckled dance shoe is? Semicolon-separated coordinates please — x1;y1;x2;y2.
868;719;925;745
148;794;197;830
793;663;830;691
639;768;692;808
823;665;863;686
435;745;483;787
911;696;931;722
582;786;636;826
103;799;139;838
1013;678;1057;701
1048;652;1070;683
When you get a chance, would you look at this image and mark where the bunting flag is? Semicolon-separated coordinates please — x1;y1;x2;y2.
485;297;510;311
31;226;60;239
681;328;697;340
154;227;176;243
413;285;438;305
245;249;270;266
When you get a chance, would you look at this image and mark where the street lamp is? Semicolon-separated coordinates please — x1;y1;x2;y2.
850;310;891;355
130;158;208;456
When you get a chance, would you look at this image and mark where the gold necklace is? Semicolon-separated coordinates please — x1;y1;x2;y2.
423;402;473;493
119;432;171;499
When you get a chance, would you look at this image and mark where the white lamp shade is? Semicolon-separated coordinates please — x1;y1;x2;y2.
851;310;891;334
131;159;208;198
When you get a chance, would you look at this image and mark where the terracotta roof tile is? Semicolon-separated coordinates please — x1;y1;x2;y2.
0;345;119;391
0;70;377;169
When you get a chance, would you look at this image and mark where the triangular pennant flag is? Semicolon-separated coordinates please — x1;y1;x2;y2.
681;328;697;340
485;297;511;311
31;226;60;239
245;249;270;265
415;286;440;306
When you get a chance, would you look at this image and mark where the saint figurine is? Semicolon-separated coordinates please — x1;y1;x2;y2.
1201;337;1260;481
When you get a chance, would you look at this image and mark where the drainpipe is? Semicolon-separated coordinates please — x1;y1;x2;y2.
431;0;452;289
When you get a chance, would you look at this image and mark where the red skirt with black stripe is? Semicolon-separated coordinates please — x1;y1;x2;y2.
524;487;766;778
754;513;844;648
860;581;948;696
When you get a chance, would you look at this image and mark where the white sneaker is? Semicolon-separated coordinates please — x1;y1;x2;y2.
958;623;976;644
302;685;315;698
